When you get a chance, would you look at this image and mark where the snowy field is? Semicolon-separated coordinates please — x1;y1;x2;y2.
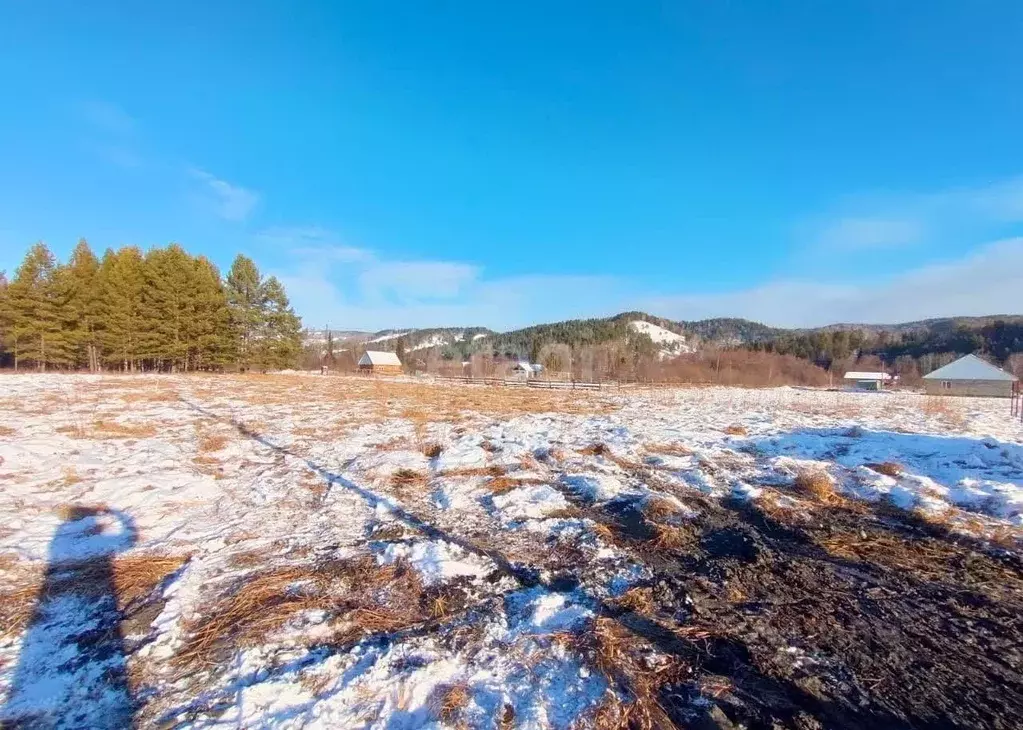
1;374;1022;729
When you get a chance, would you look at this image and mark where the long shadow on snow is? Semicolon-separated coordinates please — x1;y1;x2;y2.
1;507;138;730
175;398;920;730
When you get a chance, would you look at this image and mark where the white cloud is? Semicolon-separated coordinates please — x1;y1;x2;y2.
359;261;479;301
804;176;1023;254
190;168;260;222
256;227;373;263
269;231;628;330
816;217;923;250
640;238;1023;327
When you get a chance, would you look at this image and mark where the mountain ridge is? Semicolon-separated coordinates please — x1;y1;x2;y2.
304;311;1023;364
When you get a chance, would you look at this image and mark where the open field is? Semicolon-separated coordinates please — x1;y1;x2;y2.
1;374;1022;729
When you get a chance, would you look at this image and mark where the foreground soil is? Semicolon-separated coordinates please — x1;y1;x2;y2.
595;491;1023;729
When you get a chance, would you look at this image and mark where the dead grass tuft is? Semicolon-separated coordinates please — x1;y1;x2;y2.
644;442;691;457
647;524;692;552
643;496;683;522
723;424;748;436
198;433;229;453
432;682;471;724
0;552;188;641
793;468;838;503
91;419;158;439
579;442;609;457
612;587;655;615
177;555;425;670
546;506;583;520
391;469;428;491
440;465;506;479
576;618;680;730
421;442;443;459
865;461;903;477
0;425;15;437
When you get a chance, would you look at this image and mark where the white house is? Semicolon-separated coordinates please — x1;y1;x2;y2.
842;371;892;391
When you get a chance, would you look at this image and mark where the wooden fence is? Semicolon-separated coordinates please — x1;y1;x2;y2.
435;376;606;390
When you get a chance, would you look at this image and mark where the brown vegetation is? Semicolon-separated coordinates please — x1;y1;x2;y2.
865;461;903;477
391;469;428;491
792;469;838;503
198;433;229;453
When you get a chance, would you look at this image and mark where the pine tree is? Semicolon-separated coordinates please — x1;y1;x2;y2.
59;239;102;370
225;255;265;370
0;271;9;364
257;276;303;370
189;256;234;370
141;244;195;371
99;246;145;371
7;243;70;371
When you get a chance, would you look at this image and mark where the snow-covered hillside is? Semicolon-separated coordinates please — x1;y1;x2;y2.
628;320;691;357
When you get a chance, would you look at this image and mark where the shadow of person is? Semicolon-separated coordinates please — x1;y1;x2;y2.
2;506;138;730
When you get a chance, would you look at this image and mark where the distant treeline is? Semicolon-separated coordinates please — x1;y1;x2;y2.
0;240;302;372
746;320;1023;381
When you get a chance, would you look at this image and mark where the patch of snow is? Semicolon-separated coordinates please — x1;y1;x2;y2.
367;331;410;343
379;540;496;586
492;485;568;521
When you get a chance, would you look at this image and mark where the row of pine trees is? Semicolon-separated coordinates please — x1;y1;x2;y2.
0;240;303;372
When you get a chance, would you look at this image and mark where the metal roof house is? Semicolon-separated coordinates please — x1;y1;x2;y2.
358;350;403;376
509;361;542;380
842;371;893;391
922;354;1016;397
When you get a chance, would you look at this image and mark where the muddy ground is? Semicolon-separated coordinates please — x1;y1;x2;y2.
584;488;1023;730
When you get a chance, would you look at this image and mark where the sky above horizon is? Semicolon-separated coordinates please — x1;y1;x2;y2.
2;1;1023;332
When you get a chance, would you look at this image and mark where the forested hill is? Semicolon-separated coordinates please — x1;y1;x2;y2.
337;311;1023;379
748;316;1023;376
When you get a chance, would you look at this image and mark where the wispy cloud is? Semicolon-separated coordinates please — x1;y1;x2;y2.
255;227;373;263
359;261;479;301
640;238;1023;327
267;228;629;330
189;168;260;222
815;217;923;250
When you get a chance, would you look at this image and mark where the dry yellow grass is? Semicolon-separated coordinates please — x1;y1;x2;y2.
643;442;691;457
391;469;428;491
647;524;691;551
612;587;655;615
432;682;471;724
723;424;748;436
90;420;158;439
421;442;443;459
439;465;506;479
643;496;683;522
865;461;903;477
576;617;680;730
198;433;229;453
176;555;426;670
0;552;188;641
793;469;838;503
0;425;15;437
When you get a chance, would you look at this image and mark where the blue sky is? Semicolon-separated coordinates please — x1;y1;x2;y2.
2;1;1023;331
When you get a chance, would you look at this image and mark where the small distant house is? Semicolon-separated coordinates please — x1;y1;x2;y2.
358;350;403;376
843;371;892;391
509;362;542;380
922;354;1017;397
